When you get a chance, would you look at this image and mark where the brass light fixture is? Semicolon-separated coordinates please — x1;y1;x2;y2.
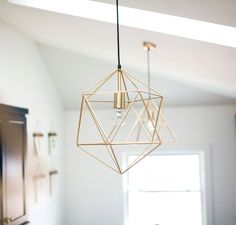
129;42;176;143
76;0;167;174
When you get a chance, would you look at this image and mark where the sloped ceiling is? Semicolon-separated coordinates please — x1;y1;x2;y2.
0;0;235;109
39;44;236;109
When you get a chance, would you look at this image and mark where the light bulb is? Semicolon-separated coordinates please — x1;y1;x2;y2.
112;109;126;126
146;119;154;131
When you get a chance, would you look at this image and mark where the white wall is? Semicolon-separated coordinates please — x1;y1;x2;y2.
65;105;236;225
65;111;124;225
0;20;66;225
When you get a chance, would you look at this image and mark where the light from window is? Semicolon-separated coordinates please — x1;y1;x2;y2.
127;154;203;225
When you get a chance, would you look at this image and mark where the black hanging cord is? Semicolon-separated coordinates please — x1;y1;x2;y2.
116;0;121;69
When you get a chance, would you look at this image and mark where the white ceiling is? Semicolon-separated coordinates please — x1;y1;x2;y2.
0;0;236;109
7;0;236;48
39;44;236;109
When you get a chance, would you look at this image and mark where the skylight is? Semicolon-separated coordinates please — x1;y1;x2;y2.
8;0;236;48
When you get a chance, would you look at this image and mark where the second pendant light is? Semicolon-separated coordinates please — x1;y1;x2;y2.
131;41;176;144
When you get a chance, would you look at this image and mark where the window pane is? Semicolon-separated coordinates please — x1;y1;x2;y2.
128;192;202;225
128;155;201;191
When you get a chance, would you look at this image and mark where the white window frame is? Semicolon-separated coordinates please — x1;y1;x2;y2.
122;146;214;225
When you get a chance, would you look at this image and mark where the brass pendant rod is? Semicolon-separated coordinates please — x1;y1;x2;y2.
142;42;158;99
147;46;151;100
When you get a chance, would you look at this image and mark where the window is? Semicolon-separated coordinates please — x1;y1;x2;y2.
126;154;204;225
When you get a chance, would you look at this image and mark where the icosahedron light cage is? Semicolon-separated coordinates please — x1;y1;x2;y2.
77;68;164;174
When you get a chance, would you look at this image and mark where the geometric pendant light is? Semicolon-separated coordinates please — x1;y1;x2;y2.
130;42;176;144
76;0;168;174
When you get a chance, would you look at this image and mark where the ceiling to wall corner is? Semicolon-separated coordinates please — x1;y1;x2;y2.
0;0;236;109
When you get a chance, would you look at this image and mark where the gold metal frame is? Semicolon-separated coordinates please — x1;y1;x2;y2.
131;41;176;144
76;68;167;174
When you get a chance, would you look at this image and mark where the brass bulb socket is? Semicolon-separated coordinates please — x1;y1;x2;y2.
114;91;126;109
